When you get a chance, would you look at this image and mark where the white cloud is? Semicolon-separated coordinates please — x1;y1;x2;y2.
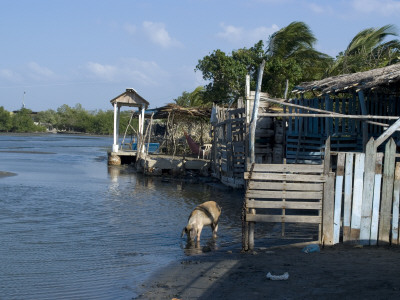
142;21;182;48
27;62;55;80
351;0;400;15
0;69;22;81
84;58;168;87
217;23;279;45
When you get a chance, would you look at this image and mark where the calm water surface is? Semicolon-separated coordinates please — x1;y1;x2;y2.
0;134;244;299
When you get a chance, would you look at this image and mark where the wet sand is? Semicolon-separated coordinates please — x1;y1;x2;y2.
137;243;400;299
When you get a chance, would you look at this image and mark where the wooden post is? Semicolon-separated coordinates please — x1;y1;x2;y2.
323;172;335;245
249;60;265;164
343;153;354;243
350;153;365;243
323;137;331;174
247;61;265;251
112;102;120;152
378;138;396;245
333;153;345;244
370;153;383;245
360;138;377;245
392;162;400;245
321;136;331;243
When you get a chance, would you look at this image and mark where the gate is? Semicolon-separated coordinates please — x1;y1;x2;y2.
243;163;327;250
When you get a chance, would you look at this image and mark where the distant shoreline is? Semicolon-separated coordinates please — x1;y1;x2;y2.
0;131;113;137
0;171;17;178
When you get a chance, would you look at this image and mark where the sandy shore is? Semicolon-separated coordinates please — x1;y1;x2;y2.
136;243;400;299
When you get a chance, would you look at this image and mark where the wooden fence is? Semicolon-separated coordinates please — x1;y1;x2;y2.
211;106;246;188
243;162;326;250
243;136;400;249
211;97;284;188
325;137;400;246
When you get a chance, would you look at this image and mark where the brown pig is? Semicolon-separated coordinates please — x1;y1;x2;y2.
181;201;221;242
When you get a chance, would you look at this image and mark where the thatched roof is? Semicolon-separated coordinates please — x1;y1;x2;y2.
293;63;400;95
144;103;212;119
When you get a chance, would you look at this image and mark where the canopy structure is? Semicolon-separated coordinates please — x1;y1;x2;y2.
293;63;400;95
110;88;150;152
137;103;212;120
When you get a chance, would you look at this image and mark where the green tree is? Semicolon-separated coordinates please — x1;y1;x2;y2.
34;109;60;127
174;86;206;107
0;106;12;132
329;25;400;75
90;110;114;135
11;108;45;132
196;49;248;104
263;21;332;97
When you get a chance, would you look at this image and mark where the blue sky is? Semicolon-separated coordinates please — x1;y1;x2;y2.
1;0;400;112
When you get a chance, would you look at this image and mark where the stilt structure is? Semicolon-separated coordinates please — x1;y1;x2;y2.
108;88;149;165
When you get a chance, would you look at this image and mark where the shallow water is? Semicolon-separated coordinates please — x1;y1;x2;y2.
0;134;244;299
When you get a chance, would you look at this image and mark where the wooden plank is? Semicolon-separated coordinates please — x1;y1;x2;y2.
392;162;400;245
358;91;369;150
334;153;345;244
323;172;335;245
370;153;383;245
244;173;326;182
248;181;323;191
251;163;324;173
246;190;323;200
360;138;377;245
379;138;396;245
324;137;331;174
350;153;365;243
343;153;354;243
375;117;400;148
246;214;321;224
246;199;322;210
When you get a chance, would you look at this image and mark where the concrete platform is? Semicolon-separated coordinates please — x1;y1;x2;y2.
136;154;210;176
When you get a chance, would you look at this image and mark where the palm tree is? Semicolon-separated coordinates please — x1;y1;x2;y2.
329;25;400;75
174;86;206;107
263;21;332;97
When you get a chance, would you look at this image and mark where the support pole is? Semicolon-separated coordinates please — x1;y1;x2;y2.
249;60;265;164
113;103;120;152
140;105;145;153
247;60;265;251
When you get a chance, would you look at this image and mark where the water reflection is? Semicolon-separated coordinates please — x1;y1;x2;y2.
183;238;218;256
0;135;246;299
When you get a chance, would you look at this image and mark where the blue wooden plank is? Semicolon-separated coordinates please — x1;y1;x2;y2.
341;97;346;134
335;97;339;135
313;98;319;134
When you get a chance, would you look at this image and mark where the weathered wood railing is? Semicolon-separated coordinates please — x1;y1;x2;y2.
243;136;400;249
325;137;400;246
243;162;327;250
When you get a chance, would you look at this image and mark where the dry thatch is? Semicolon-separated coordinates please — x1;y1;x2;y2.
150;103;212;120
293;63;400;95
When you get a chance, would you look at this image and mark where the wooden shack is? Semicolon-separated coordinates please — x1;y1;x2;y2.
287;63;400;162
243;63;400;250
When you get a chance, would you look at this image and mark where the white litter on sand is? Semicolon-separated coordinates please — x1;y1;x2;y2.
266;272;289;280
